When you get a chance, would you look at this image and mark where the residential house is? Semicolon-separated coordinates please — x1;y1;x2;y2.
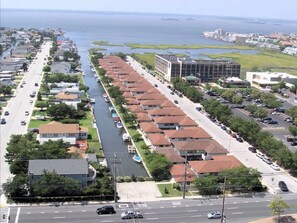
54;92;81;109
153;116;197;130
38;121;88;144
170;164;196;185
50;62;71;74
156;148;185;164
189;155;242;177
163;127;212;142
146;133;172;149
172;140;228;160
28;159;96;188
139;122;163;134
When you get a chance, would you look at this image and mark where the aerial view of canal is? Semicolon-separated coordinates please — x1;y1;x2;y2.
80;48;148;177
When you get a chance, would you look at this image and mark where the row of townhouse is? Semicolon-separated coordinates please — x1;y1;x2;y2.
99;56;242;186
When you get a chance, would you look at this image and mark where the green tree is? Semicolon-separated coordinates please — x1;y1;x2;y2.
231;95;243;104
245;104;258;114
35;101;48;110
194;176;219;195
3;173;29;199
32;170;82;196
123;113;137;125
43;65;51;72
221;89;236;101
35;140;73;159
0;85;12;96
254;108;268;119
146;153;172;181
289;126;297;138
268;195;290;223
47;103;76;120
287;107;297;120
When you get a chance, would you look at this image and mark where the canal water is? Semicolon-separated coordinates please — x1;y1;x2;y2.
79;48;148;177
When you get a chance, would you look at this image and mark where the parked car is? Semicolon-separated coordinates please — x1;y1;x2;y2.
278;181;289;192
256;152;264;159
261;117;272;123
21;120;26;125
274;107;285;113
170;91;174;95
262;156;272;165
96;205;116;215
291;141;297;146
267;120;278;124
20;84;23;88
284;117;293;122
248;147;257;153
286;136;295;142
0;118;6;125
4;111;9;116
35;83;39;87
236;137;244;142
25;111;29;116
221;125;227;130
207;211;223;219
270;164;280;171
121;210;143;219
174;100;178;104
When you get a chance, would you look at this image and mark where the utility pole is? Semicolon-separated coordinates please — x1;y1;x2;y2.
221;176;227;223
110;153;121;203
183;153;188;199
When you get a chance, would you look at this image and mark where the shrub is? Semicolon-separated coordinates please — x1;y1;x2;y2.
144;177;153;181
164;187;169;194
124;176;132;182
116;176;123;183
136;176;145;182
131;174;137;182
173;183;181;191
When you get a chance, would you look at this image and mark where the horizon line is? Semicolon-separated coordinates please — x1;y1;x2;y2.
2;8;297;22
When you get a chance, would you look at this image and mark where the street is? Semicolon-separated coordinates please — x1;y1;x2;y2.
0;42;51;193
7;194;297;223
126;56;297;194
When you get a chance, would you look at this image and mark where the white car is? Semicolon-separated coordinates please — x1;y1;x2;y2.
25;111;29;116
121;210;143;220
207;211;223;219
270;163;280;171
256;153;264;159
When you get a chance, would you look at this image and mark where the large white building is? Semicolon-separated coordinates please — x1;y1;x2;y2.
246;72;297;89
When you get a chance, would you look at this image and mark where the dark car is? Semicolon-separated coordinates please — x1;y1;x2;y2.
274;108;285;113
261;117;272;123
291;141;297;146
170;91;174;95
236;137;244;142
278;181;289;192
178;93;183;98
4;111;9;116
174;100;178;104
0;118;6;125
267;120;278;124
35;83;39;87
96;205;116;215
154;84;158;87
248;147;257;153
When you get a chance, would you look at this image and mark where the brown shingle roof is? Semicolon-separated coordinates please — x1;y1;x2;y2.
127;105;147;113
189;156;242;174
137;113;153;122
170;164;196;183
147;108;185;117
139;122;163;133
156;148;185;163
172;140;228;154
135;94;166;101
39;121;88;134
164;127;211;139
146;133;171;146
55;92;79;100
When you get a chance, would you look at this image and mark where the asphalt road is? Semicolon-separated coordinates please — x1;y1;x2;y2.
126;56;297;194
0;42;51;188
8;195;297;223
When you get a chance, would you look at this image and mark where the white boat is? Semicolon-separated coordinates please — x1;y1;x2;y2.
90;98;95;104
104;97;110;103
132;155;142;163
108;106;115;112
116;121;123;129
122;133;131;142
91;68;96;72
82;71;86;76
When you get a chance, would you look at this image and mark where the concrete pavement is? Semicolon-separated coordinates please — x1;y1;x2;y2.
126;56;297;194
0;41;52;208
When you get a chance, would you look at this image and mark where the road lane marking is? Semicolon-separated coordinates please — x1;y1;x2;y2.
227;207;238;210
232;212;243;214
82;210;86;212
160;206;164;208
191;215;202;217
185;205;189;207
145;212;156;215
41;212;45;214
101;221;114;223
53;217;66;219
186;210;197;212
15;207;21;223
232;202;238;204
54;211;59;213
146;218;159;220
68;211;72;213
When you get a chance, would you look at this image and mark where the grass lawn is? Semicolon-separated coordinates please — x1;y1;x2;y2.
157;183;192;197
89;48;107;54
132;53;156;68
125;43;254;50
29;119;50;128
32;110;47;116
92;40;122;46
206;50;297;75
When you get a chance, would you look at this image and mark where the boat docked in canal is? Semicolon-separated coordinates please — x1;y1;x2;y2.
132;154;142;163
108;106;115;112
116;121;123;129
122;133;131;142
90;98;95;104
103;93;108;98
112;112;119;118
104;97;110;103
128;145;136;154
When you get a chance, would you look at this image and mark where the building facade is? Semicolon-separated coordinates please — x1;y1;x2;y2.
155;54;241;82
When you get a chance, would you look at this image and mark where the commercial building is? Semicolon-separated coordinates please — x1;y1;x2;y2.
218;77;250;88
246;71;297;89
155;54;241;82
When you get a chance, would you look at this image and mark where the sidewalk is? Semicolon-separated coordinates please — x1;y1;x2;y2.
249;214;297;223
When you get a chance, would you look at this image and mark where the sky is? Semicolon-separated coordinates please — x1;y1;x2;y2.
1;0;297;20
